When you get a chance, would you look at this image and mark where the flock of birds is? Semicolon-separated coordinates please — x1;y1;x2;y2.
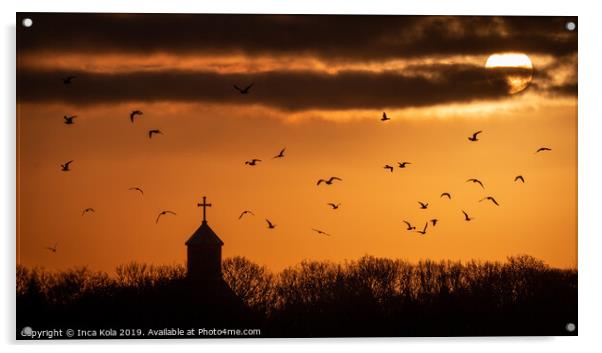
236;119;552;238
44;76;553;252
46;78;263;252
382;133;550;237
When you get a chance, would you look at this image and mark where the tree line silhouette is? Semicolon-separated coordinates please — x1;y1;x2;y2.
17;255;576;337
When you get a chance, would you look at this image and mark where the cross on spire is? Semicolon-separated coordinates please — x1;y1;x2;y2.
197;196;212;223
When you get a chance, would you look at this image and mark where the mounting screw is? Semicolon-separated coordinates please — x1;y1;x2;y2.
22;18;33;28
21;326;33;336
566;21;576;31
565;322;576;332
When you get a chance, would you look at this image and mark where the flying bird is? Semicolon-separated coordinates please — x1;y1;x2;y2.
60;160;73;172
397;162;411;168
273;148;286;159
63;115;77;125
82;208;95;216
317;177;342;186
403;220;416;231
245;159;262;166
327;203;341;210
130;110;143;123
156;210;176;223
148;129;163;139
312;228;331;236
416;222;428;235
45;243;58;253
462;210;473;221
468;131;482;142
430;219;438;226
384;165;394;172
441;192;452;199
129;187;144;196
234;83;254;94
266;219;277;229
514;175;525;183
536;147;552;153
62;76;76;84
480;196;500;206
381;112;390;121
239;210;255;219
466;178;485;188
418;201;429;209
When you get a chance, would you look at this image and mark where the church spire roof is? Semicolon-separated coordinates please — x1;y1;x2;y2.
185;220;224;246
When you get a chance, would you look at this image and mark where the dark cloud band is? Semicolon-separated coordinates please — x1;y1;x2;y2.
17;14;577;60
17;64;572;110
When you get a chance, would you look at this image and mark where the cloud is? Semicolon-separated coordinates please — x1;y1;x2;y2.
17;14;577;60
19;64;557;110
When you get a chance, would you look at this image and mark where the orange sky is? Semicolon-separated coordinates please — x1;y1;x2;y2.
16;14;578;273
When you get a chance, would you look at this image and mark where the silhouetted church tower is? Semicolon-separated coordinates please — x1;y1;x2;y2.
185;196;224;281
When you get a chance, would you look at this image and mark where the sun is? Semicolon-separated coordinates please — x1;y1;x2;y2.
485;53;533;69
485;53;534;94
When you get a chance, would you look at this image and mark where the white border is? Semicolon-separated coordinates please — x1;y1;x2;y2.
2;1;601;352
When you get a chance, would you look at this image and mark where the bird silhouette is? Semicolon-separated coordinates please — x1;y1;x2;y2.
129;187;144;196
273;148;286;159
60;160;73;172
239;210;255;219
514;175;525;183
466;178;485;188
148;129;163;139
317;177;342;186
45;243;58;253
398;162;411;168
381;112;390;121
468;131;482;142
234;83;254;94
430;219;438;226
441;192;452;199
312;228;331;236
62;76;76;84
536;147;552;153
403;220;416;231
327;203;341;210
63;115;77;125
384;165;394;172
416;222;428;235
462;210;473;221
245;159;262;166
266;219;276;229
82;208;95;216
156;210;176;223
480;196;500;206
418;201;429;209
130;110;143;123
